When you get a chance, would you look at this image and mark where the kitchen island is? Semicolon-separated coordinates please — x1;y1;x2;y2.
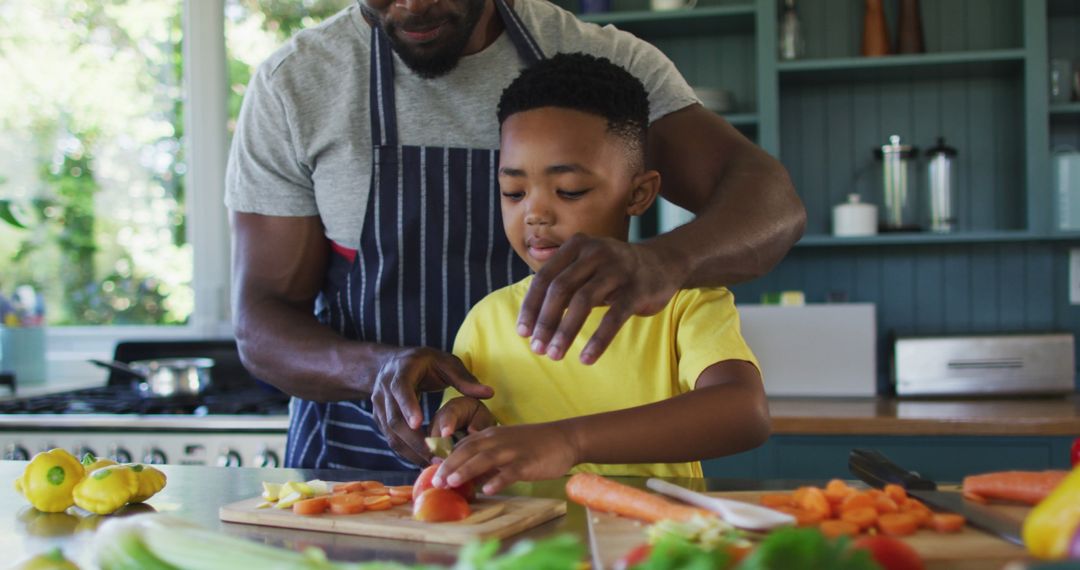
0;462;811;568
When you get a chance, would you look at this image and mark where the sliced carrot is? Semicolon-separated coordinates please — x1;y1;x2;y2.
363;495;393;511
565;473;713;524
388;485;414;498
797;486;832;518
333;481;367;494
877;512;919;536
883;484;907;503
900;500;933;527
292;496;330;515
775;505;825;526
840;492;876;514
961;471;1068;506
389;495;410;506
931;513;966;533
760;493;794;508
840;506;878;530
361;487;390;497
819;519;860;539
328;492;366;515
360;481;387;490
824;479;855;504
874;494;899;514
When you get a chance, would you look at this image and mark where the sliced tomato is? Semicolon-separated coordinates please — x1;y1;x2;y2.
413;488;470;522
613;544;651;570
853;535;925;570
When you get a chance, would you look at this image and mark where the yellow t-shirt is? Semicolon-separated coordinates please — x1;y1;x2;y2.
445;275;760;478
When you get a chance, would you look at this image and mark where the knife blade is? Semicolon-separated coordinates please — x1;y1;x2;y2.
848;448;1023;546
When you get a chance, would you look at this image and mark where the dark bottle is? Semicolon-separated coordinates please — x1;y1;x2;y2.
861;0;891;57
897;0;925;54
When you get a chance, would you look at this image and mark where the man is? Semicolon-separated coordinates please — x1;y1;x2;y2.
227;0;804;470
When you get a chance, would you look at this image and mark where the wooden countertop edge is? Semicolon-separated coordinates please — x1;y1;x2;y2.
771;416;1080;437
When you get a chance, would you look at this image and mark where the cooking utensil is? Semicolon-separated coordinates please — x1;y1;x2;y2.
645;478;796;530
90;357;214;398
848;448;1023;545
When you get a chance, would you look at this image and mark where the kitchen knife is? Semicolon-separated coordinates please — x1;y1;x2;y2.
848;448;1023;546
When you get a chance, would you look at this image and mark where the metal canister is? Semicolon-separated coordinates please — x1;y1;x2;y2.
925;137;958;233
873;135;919;231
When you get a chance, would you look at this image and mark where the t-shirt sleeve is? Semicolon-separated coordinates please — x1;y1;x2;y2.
675;288;761;393
442;307;480;407
538;7;700;124
224;62;318;216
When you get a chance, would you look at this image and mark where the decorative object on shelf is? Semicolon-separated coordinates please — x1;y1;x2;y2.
1054;146;1080;231
778;0;805;61
873;135;919;232
861;0;891;57
832;194;878;237
925;137;958;233
896;0;924;54
692;87;732;113
1050;59;1073;104
579;0;612;14
649;0;695;12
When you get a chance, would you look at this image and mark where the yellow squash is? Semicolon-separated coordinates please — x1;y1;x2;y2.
72;464;139;515
128;463;167;502
19;448;85;513
1023;464;1080;559
80;452;117;472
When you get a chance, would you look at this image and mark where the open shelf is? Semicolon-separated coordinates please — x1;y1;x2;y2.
722;113;757;127
777;49;1026;83
1051;103;1080;116
578;4;755;36
795;230;1080;248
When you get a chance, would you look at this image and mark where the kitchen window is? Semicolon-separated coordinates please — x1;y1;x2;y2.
0;1;347;381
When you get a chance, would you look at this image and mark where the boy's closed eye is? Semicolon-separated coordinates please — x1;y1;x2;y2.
499;188;593;201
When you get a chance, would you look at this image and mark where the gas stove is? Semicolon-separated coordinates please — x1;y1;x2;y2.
0;339;291;468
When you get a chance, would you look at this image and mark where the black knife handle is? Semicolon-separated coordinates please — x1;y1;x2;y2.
848;449;937;491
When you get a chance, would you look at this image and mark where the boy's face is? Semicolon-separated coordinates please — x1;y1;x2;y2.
498;107;658;272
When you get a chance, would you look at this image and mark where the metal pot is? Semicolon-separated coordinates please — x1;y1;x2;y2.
90;358;214;398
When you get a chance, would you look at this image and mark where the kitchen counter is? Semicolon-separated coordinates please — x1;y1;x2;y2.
768;395;1080;436
0;462;811;568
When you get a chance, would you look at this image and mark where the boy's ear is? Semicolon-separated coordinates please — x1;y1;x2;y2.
627;170;661;216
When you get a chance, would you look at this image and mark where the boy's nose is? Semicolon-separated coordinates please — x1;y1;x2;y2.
524;199;553;226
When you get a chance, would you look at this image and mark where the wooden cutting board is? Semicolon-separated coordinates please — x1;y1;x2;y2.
586;490;1030;570
220;493;566;545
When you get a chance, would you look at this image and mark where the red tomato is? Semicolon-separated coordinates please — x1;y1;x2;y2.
413;464;476;502
853;536;925;570
413;488;470;522
1070;437;1079;467
613;544;652;570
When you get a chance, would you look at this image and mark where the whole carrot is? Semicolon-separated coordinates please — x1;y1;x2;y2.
962;470;1068;505
565;473;712;523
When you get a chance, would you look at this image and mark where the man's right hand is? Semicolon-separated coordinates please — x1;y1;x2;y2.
370;347;494;467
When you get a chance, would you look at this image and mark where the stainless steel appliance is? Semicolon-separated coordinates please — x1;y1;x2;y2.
893;333;1076;397
874;135;919;231
0;340;289;467
925;137;957;233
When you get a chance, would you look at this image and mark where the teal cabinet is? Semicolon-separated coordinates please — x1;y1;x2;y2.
703;435;1076;482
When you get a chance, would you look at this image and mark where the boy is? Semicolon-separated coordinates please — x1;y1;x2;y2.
431;53;769;495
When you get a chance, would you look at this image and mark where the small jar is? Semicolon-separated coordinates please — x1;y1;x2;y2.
832;194;878;237
925;137;958;233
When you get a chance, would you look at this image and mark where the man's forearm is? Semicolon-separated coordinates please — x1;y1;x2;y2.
651;144;805;289
234;295;388;403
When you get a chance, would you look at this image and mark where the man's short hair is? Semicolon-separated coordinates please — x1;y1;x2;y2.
497;53;650;164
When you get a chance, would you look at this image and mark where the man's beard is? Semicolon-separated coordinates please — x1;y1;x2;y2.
366;0;485;79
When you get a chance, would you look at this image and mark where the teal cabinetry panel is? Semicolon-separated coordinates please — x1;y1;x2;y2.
703;435;1075;482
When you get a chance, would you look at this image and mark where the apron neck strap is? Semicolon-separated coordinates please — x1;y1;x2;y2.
368;0;545;147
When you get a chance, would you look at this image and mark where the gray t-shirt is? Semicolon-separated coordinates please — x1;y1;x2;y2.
225;0;699;248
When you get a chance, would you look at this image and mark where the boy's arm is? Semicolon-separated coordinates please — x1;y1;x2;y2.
433;360;769;494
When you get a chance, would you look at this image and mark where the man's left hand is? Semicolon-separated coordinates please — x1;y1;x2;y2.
516;234;687;364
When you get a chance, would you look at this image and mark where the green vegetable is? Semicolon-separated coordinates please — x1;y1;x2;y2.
737;528;881;570
633;534;732;570
454;534;584;570
647;515;745;552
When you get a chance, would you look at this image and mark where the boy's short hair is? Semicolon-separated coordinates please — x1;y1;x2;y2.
497;53;650;165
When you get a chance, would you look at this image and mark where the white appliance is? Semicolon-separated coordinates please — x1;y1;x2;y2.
739;304;877;397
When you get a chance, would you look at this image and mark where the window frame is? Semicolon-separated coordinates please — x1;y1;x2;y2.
45;0;232;383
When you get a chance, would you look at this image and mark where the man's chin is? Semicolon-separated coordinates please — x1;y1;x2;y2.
389;40;467;78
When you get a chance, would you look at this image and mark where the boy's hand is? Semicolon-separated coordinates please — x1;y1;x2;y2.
432;423;581;495
430;397;497;438
517;235;686;365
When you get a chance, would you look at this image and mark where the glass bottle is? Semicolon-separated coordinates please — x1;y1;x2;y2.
778;0;805;61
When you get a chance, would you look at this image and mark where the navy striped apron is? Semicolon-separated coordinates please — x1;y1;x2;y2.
285;0;540;470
